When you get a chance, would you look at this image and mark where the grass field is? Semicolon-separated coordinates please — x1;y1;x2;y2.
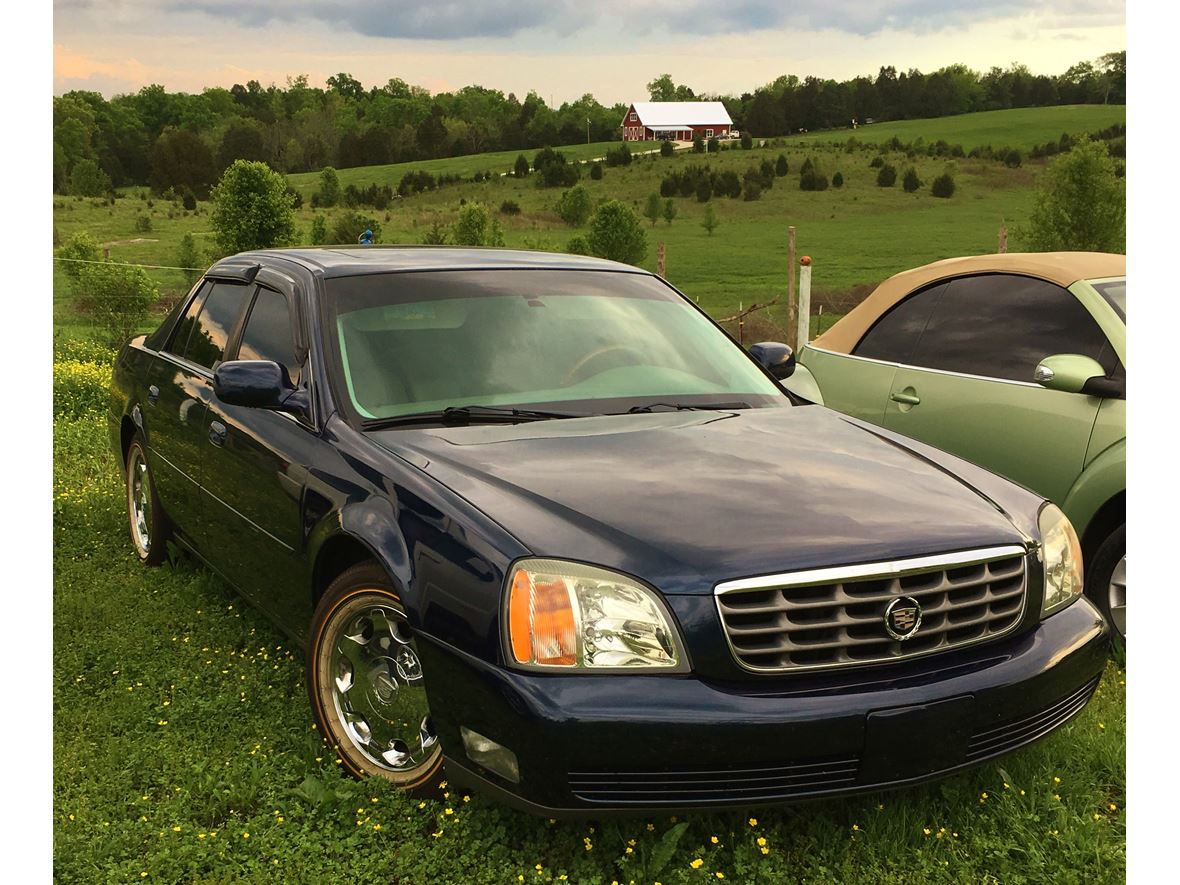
53;357;1125;884
787;105;1126;151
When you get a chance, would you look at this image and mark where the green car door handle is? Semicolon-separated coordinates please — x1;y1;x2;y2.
890;391;921;406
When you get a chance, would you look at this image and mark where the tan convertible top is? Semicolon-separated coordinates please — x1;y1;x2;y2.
811;252;1126;354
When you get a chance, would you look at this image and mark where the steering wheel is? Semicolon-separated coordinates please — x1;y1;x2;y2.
563;345;648;386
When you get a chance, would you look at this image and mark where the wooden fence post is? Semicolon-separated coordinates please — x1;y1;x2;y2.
657;241;666;278
103;247;110;260
997;225;1008;254
786;226;797;349
797;256;812;348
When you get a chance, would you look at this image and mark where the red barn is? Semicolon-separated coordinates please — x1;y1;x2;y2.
621;101;733;142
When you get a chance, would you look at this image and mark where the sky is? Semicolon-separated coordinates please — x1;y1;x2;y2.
53;0;1125;104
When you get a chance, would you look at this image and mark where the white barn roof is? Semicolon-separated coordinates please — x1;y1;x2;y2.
628;101;733;127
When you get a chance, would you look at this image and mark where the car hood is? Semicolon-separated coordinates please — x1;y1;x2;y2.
368;407;1033;596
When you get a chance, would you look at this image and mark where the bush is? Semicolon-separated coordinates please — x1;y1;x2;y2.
876;164;897;187
831;171;844;188
644;193;662;226
182;188;197;211
499;200;521;216
707;137;720;153
310;214;328;245
175;233;202;287
716;169;742;199
211;160;296;254
695;176;713;202
740;133;752;150
585;200;647;265
56;231;101;280
398;170;437;196
903;167;921;193
1023;138;1124;251
1003;148;1023;168
869;156;884;168
74;260;158;347
701;205;719;236
775;154;788;177
534;148;580;187
660;140;674;157
514;154;530;178
134;215;152;233
743;180;763;201
54;358;111;419
662;199;678;225
286;184;304;209
760;159;777;181
799;157;813;175
931;173;956;198
556;185;593;226
330;211;381;245
799;168;829;191
590;162;603;180
604;143;632;167
317;166;340;207
692;135;705;153
452;202;505;246
420;221;449;245
70;159;111;197
566;236;590;256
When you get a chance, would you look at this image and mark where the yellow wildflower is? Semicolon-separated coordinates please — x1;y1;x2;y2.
691;860;704;869
748;818;758;827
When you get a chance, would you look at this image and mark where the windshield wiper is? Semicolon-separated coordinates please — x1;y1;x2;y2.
623;401;753;414
363;404;584;429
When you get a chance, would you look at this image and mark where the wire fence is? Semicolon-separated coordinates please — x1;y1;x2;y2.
53;257;205;272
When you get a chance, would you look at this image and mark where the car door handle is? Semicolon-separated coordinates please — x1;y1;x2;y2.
147;384;159;405
208;420;227;447
890;391;921;406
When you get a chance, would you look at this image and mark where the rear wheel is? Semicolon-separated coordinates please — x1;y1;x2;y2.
307;562;443;794
125;436;170;566
1085;524;1125;643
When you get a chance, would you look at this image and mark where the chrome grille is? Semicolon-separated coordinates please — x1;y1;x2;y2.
715;546;1029;673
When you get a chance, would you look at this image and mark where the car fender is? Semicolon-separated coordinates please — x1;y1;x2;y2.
306;495;413;607
1062;437;1125;541
781;363;825;405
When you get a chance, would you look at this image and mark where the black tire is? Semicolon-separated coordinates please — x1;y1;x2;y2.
307;562;444;796
125;435;170;566
1085;523;1126;644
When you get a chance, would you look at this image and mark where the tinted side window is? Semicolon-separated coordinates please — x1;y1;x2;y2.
182;283;253;370
853;282;946;363
236;288;301;385
165;284;209;356
910;274;1109;382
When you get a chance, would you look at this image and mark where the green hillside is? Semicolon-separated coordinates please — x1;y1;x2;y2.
789;105;1125;151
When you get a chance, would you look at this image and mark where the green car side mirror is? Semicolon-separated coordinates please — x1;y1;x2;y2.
1033;354;1112;395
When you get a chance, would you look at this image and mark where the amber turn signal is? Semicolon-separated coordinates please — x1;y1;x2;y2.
508;568;578;666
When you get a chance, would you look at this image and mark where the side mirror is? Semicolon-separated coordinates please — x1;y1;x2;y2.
749;341;796;380
1033;354;1113;395
214;360;308;415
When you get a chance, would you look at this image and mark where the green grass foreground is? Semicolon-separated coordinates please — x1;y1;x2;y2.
54;402;1125;883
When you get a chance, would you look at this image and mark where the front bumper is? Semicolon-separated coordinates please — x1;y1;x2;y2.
417;598;1108;816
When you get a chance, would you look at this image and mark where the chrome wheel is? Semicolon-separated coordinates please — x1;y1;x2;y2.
127;446;153;558
1107;554;1126;638
324;597;438;775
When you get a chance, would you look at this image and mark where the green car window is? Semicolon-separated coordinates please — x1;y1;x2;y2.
853;282;947;363
908;274;1109;383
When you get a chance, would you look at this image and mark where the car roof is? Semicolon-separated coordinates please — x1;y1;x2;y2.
812;252;1126;354
213;246;646;279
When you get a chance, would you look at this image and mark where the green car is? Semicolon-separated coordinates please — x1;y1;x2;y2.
795;252;1126;641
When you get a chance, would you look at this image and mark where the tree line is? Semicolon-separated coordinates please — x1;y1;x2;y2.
53;52;1124;197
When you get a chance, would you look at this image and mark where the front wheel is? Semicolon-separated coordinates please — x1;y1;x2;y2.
1085;524;1125;644
307;562;444;794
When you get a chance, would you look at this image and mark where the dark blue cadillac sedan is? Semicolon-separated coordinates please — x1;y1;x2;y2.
108;247;1108;815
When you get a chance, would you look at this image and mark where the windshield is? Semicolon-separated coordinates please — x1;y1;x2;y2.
1091;277;1126;321
324;269;785;422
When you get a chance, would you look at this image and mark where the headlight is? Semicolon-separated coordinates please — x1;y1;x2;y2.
506;559;685;671
1039;504;1084;617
